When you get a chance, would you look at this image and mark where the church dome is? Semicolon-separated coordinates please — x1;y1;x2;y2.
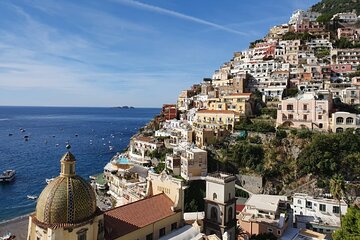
35;150;97;225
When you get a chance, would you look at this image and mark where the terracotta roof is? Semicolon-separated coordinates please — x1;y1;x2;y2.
134;136;155;143
196;110;237;114
104;193;176;240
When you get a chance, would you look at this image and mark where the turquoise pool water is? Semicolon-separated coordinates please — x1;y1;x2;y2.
117;157;129;164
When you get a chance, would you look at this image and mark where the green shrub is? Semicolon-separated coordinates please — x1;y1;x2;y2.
248;135;262;144
276;129;287;140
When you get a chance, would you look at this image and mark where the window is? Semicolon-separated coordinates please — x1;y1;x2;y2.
171;222;177;231
306;201;312;209
346;117;354;124
297;199;302;205
146;233;153;240
303;104;308;110
319;204;326;212
159;227;166;237
97;220;104;240
287;104;293;110
268;228;273;233
336;117;344;124
228;207;233;223
277;230;281;235
333;206;340;214
288;114;293;120
304;115;307;121
213;193;217;200
318;115;322;120
77;231;87;240
210;207;218;222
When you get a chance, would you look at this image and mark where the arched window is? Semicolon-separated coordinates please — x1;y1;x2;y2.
228;207;233;223
213;193;217;200
210;207;218;222
346;117;354;124
336;117;344;124
336;127;343;133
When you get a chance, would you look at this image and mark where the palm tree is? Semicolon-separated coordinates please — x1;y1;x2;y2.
329;174;346;225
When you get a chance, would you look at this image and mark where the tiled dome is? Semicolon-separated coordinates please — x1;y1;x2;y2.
35;152;97;225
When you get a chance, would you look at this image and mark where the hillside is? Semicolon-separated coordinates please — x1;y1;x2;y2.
311;0;360;15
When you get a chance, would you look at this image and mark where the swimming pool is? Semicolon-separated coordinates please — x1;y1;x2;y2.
117;157;129;164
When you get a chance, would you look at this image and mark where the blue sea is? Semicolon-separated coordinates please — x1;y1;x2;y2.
0;106;159;222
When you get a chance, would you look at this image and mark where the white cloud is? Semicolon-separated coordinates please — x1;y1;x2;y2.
112;0;248;36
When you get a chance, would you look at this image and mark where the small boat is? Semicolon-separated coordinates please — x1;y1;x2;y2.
8;133;13;136
27;195;37;200
55;144;60;147
109;146;114;151
0;170;16;182
46;178;55;184
75;134;78;137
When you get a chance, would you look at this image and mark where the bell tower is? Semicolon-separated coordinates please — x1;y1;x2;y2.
204;172;236;240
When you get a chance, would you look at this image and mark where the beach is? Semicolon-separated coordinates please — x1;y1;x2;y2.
0;214;29;240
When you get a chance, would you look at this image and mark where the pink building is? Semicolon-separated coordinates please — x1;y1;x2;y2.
337;27;357;41
251;42;276;60
330;64;353;73
276;91;333;131
238;194;288;239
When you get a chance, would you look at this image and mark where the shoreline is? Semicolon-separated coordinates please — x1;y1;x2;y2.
0;213;30;240
0;213;31;226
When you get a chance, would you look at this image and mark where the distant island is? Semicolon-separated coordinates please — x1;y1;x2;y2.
114;106;135;109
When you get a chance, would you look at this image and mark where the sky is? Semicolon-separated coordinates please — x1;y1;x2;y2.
0;0;319;107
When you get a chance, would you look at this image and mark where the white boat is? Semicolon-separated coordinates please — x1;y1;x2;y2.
0;170;16;182
45;178;55;184
27;195;37;200
109;146;114;151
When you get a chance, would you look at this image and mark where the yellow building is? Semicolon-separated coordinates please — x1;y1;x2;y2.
208;93;252;116
27;147;104;240
194;109;239;132
104;171;185;240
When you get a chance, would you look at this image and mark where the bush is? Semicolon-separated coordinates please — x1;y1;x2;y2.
260;108;277;119
296;129;313;139
276;129;287;140
290;129;298;136
231;142;264;173
248;135;262;144
235;120;275;133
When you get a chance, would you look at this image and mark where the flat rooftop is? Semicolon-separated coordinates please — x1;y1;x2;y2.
246;194;287;212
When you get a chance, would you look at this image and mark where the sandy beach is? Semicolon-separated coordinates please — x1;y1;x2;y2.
0;214;30;240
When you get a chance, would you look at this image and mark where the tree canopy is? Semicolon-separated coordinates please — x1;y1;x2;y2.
333;206;360;240
311;0;360;16
297;131;360;180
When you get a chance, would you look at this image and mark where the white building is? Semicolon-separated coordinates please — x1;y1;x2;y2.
289;10;320;25
331;12;358;23
292;193;348;236
331;111;360;133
